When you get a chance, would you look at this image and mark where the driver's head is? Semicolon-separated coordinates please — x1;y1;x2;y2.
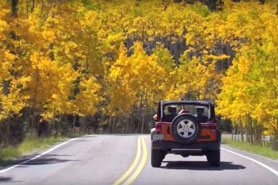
168;106;177;114
196;107;205;115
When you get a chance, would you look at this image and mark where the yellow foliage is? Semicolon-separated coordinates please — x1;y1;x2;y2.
0;0;278;136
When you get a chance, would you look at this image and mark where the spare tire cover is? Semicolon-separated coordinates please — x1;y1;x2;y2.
171;114;201;144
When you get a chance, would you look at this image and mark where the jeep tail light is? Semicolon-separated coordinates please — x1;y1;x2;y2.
155;123;162;134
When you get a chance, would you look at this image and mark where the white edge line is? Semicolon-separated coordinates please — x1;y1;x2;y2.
221;147;278;177
0;137;80;174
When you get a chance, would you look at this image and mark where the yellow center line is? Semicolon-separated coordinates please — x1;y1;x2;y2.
112;137;142;185
123;137;148;185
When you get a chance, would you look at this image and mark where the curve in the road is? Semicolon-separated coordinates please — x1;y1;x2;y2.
112;136;147;185
1;135;277;185
0;137;79;174
123;137;147;185
221;147;278;177
112;137;142;185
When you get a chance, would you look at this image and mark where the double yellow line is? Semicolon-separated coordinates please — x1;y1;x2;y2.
112;136;147;185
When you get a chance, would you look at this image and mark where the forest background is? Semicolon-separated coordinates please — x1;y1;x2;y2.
1;0;278;150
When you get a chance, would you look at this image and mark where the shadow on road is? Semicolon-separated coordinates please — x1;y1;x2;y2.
23;157;78;166
0;177;12;183
0;176;22;184
0;154;77;169
69;139;92;143
161;161;245;171
0;176;23;184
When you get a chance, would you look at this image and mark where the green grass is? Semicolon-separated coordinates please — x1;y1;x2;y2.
222;138;278;160
0;137;66;165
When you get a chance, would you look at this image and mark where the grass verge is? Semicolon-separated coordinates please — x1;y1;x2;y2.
0;137;66;166
222;138;278;160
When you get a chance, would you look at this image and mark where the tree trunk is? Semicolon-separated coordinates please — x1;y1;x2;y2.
54;119;58;138
240;123;244;142
273;117;278;150
11;0;18;17
207;0;217;11
141;108;145;134
31;0;35;12
125;115;130;133
112;116;117;133
31;68;40;137
5;119;11;145
108;116;112;133
137;94;143;133
250;120;254;144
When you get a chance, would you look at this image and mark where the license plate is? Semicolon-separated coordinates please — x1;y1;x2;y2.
152;134;164;140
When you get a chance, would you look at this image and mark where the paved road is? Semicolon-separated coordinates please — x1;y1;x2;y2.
0;135;277;185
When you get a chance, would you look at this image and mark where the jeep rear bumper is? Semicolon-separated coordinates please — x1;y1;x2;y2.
151;129;221;151
152;140;220;151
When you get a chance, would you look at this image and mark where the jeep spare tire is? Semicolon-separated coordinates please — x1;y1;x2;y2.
171;114;201;144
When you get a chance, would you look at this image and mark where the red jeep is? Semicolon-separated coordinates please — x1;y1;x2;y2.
151;100;221;167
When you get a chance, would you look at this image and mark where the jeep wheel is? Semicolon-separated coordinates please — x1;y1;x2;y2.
171;114;201;144
207;150;220;167
151;149;165;167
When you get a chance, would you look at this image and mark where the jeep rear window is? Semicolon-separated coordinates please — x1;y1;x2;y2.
162;104;210;122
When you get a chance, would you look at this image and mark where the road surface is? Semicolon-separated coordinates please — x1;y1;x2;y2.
0;135;277;185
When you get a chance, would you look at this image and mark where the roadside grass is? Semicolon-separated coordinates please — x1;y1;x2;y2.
222;138;278;160
0;137;66;166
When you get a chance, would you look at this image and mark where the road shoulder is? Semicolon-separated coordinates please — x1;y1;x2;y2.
221;144;278;172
